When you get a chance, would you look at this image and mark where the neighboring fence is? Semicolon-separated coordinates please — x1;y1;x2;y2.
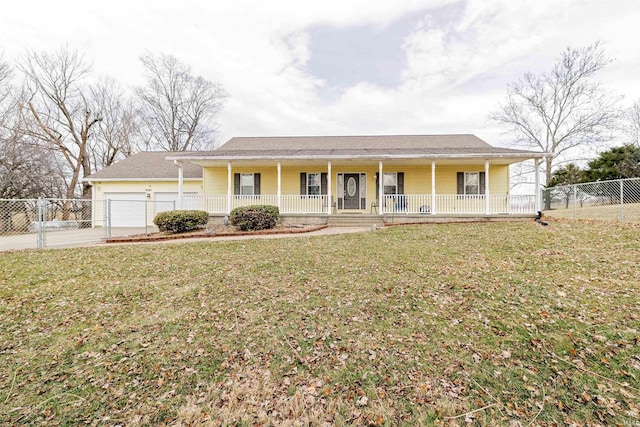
544;177;640;222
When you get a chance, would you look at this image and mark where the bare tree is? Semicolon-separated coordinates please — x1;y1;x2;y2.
89;78;140;171
0;53;13;125
18;47;102;207
491;42;621;198
1;123;65;199
1;66;67;231
0;57;10;94
623;100;640;147
136;52;228;151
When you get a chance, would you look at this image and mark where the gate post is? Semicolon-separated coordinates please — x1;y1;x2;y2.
106;199;112;239
37;198;45;249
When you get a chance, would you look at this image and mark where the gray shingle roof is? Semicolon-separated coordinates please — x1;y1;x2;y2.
86;135;547;181
84;152;202;181
218;134;499;151
168;134;546;160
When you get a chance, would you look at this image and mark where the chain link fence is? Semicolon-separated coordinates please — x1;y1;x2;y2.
0;198;103;250
102;199;173;238
544;177;640;222
0;198;174;250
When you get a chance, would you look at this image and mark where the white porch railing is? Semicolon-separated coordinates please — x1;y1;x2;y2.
280;195;329;214
380;194;535;214
183;194;535;215
182;194;329;214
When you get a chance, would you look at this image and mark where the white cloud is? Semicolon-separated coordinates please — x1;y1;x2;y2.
1;0;638;149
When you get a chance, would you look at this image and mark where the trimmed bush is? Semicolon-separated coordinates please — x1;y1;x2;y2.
153;210;209;233
229;205;280;231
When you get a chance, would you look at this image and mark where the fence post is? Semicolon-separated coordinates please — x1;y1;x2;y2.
573;185;577;219
620;179;624;222
107;199;112;239
145;199;148;235
103;199;108;239
37;197;45;249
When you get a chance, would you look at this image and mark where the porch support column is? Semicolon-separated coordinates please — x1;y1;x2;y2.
485;159;490;215
227;161;232;214
175;160;184;209
327;161;332;215
277;161;282;211
431;160;436;215
534;158;540;213
378;161;383;215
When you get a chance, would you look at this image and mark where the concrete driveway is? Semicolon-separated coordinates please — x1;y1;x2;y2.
0;227;152;251
1;226;371;251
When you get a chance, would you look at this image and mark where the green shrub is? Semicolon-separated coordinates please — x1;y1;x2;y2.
153;210;209;233
229;205;280;231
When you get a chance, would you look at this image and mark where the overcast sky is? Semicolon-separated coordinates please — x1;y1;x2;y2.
1;0;639;148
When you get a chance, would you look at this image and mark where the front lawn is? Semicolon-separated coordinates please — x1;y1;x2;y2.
1;222;638;425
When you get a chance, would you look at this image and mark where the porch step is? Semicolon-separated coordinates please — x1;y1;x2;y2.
327;215;384;227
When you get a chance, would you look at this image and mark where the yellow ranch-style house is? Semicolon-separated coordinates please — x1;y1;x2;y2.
86;134;548;227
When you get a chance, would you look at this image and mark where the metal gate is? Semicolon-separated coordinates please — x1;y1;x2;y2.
0;198;175;250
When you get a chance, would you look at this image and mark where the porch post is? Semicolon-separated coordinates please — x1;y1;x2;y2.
175;160;184;210
485;159;490;215
227;161;232;214
534;158;540;213
378;161;383;215
277;161;282;211
431;160;436;215
327;161;332;215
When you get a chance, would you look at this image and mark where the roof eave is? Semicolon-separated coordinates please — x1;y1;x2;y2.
83;177;202;183
167;152;551;162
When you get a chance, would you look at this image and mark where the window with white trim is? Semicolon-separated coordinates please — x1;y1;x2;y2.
457;172;485;195
240;173;254;195
465;172;479;195
383;172;397;195
307;173;321;196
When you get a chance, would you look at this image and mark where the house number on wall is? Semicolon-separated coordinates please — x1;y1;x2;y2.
347;177;357;197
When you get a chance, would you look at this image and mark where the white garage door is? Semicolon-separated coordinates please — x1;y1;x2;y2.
104;192;146;227
153;192;197;216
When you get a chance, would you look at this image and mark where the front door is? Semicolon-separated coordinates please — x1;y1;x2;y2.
343;173;360;209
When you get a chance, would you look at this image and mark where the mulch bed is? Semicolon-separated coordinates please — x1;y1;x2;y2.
104;224;328;243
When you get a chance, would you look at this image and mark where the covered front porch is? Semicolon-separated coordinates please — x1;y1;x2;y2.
180;193;537;216
173;157;543;217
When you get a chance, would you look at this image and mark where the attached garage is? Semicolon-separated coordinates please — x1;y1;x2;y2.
104;192;147;227
84;152;204;227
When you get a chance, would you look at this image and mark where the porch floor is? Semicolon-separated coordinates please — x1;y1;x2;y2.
207;213;536;227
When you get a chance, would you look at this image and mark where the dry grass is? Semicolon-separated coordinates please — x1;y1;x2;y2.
545;202;640;222
1;221;639;426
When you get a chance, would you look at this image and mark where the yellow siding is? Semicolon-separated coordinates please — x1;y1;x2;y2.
202;163;511;210
203;167;228;195
92;180;203;226
94;181;202;199
433;165;509;194
204;166;281;194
